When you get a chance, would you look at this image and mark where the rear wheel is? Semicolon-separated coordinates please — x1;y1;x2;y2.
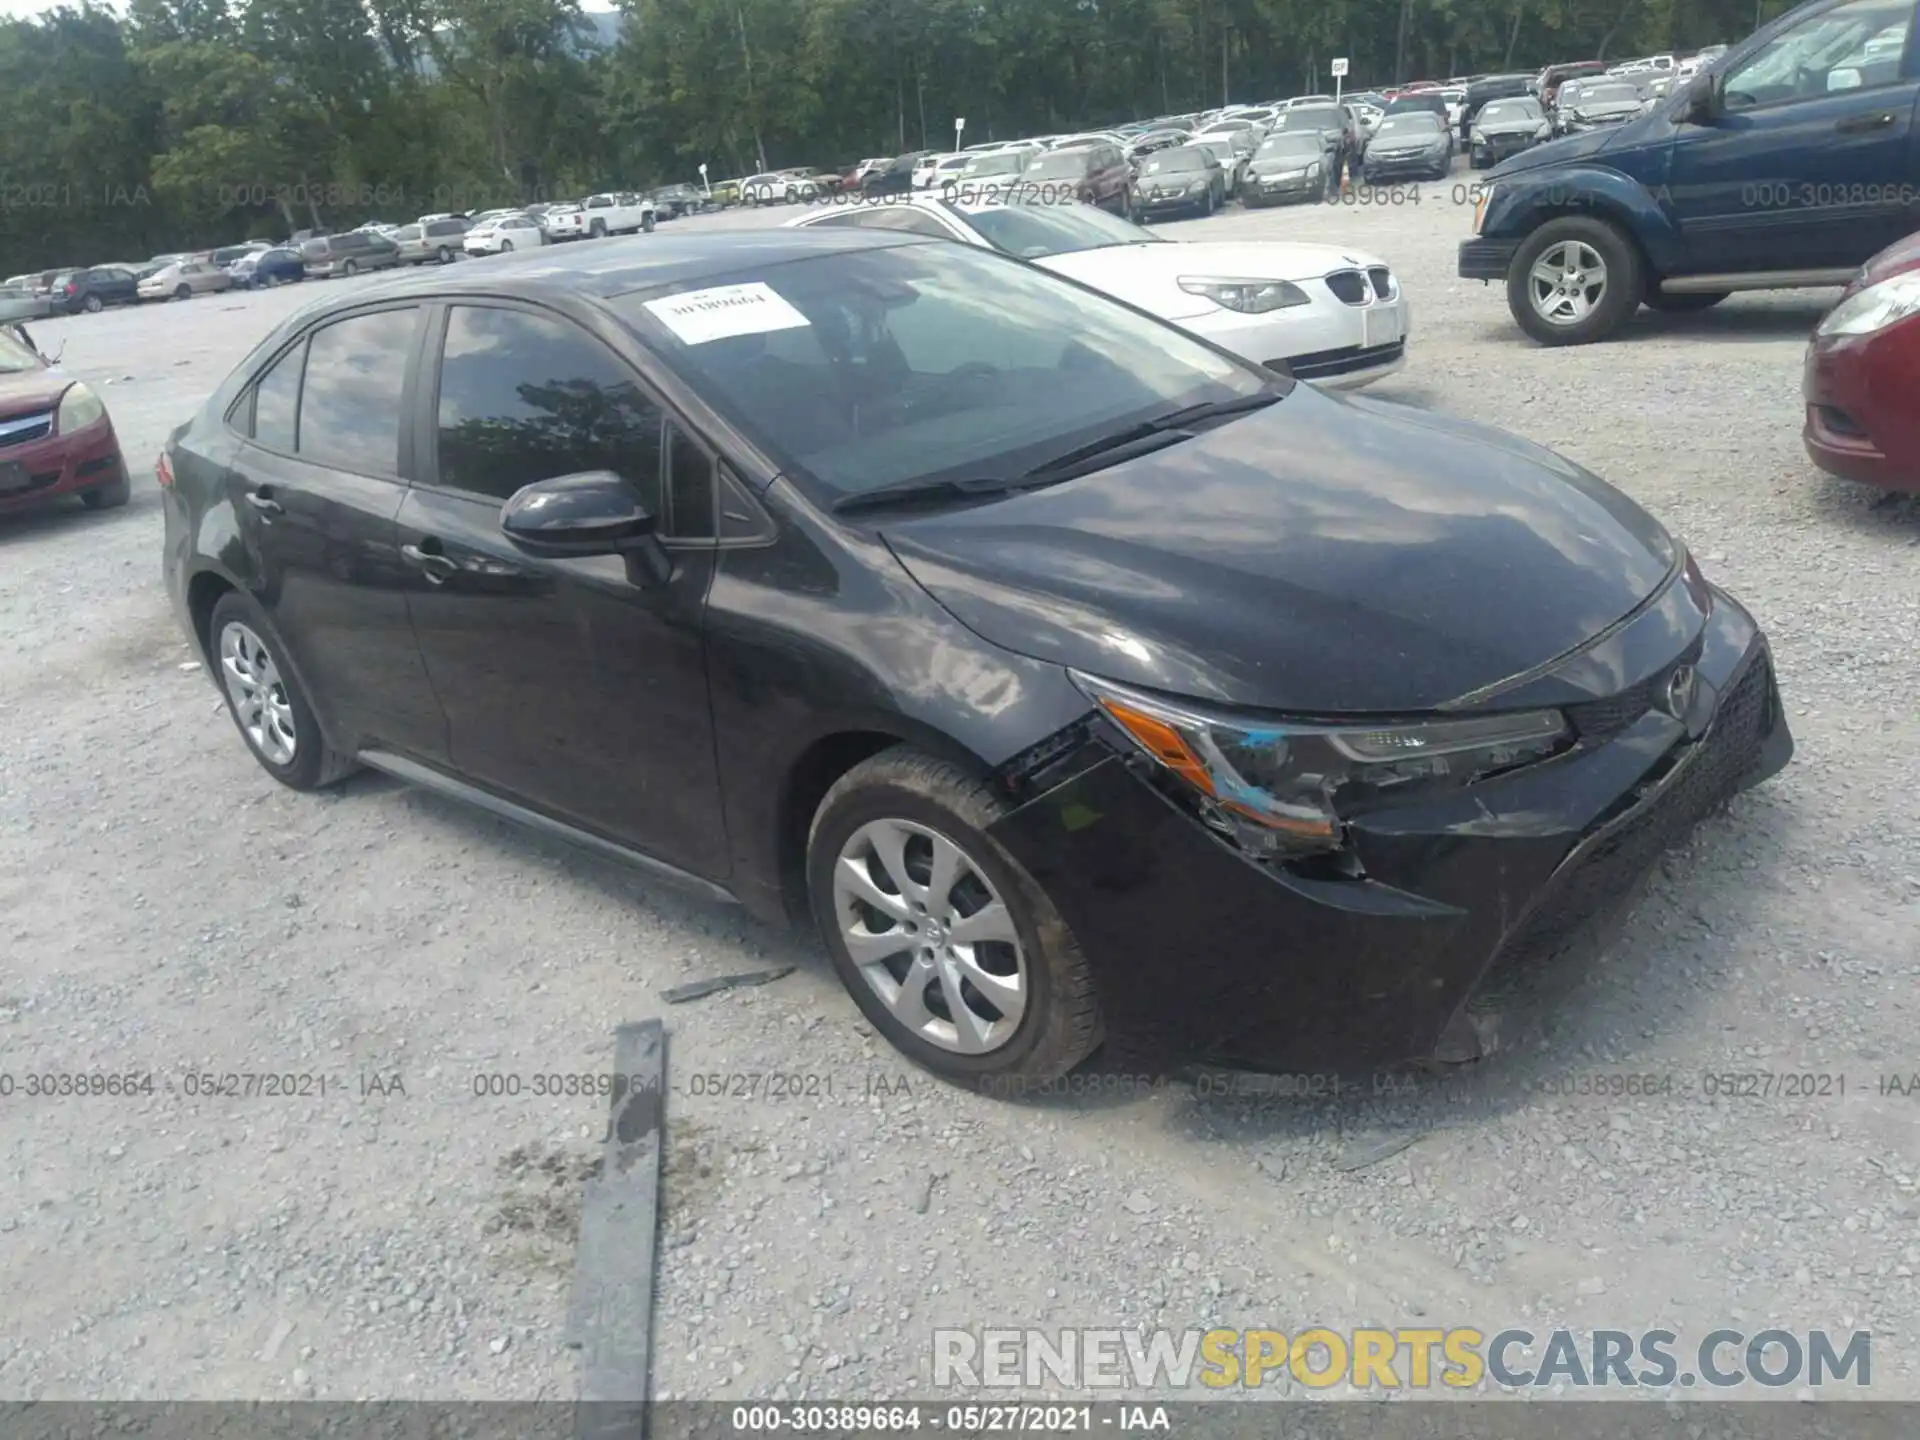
436;245;454;264
342;259;359;277
208;593;356;792
82;294;103;314
642;210;656;232
590;218;607;238
808;747;1102;1089
1645;290;1730;313
1507;215;1643;346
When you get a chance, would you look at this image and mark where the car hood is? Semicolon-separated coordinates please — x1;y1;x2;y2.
1478;119;1545;136
0;366;70;416
882;385;1678;713
1487;122;1634;176
1038;240;1385;321
1857;229;1920;288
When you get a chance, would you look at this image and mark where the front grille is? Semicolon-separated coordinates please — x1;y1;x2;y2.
1280;340;1405;380
1367;266;1393;299
0;413;54;449
1564;634;1704;741
1497;651;1774;966
1324;269;1370;305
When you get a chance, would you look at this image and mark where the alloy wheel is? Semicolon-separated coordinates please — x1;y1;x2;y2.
831;818;1027;1056
218;621;297;767
1527;239;1608;327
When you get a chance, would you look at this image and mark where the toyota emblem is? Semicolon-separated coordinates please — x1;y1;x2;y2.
1662;664;1697;720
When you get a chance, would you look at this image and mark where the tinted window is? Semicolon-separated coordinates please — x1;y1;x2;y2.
434;306;664;509
298;308;418;474
427;220;467;237
253;342;304;451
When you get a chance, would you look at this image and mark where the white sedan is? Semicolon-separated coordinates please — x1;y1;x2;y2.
787;193;1408;388
463;213;548;255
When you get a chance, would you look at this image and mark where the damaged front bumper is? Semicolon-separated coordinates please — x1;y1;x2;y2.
986;580;1792;1074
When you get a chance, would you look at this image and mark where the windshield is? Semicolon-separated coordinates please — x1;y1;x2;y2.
1280;106;1339;131
962;152;1026;177
1480;99;1542;123
1024;151;1093;180
1254;135;1324;160
958;200;1159;258
1375;114;1443;138
1582;81;1643;104
617;243;1263;502
1386;96;1444;112
0;328;43;373
1138;147;1210;175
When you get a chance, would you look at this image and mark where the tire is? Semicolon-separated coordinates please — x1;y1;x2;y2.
642;211;656;233
808;746;1102;1090
590;219;607;238
80;470;130;509
173;284;191;301
1645;290;1730;313
207;592;357;792
1506;214;1644;346
499;239;513;253
82;294;103;314
1204;189;1216;216
342;260;358;277
437;246;453;264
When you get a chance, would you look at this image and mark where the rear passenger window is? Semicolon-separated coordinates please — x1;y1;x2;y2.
297;308;418;474
252;342;304;452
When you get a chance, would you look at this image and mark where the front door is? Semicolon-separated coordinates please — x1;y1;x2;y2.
1670;0;1920;272
226;305;449;761
397;301;729;879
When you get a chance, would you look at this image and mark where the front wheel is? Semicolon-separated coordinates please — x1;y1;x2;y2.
499;239;513;253
808;748;1102;1089
208;593;357;792
1645;290;1730;313
173;284;191;301
1507;215;1644;346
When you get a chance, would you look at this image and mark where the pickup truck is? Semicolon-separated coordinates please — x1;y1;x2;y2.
1460;0;1920;345
546;192;657;240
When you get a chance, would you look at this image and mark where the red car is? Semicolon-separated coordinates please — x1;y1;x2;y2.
1803;231;1920;492
0;318;131;514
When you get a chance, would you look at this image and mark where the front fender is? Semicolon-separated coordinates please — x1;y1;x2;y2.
1483;164;1683;275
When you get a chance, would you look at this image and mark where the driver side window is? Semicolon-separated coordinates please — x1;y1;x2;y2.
1723;0;1912;107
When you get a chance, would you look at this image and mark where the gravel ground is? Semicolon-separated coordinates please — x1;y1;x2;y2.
3;172;1919;1406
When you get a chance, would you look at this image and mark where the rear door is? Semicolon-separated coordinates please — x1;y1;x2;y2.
1668;0;1920;271
225;303;449;760
395;300;729;875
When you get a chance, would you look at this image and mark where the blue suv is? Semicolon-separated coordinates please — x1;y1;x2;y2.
1461;0;1919;344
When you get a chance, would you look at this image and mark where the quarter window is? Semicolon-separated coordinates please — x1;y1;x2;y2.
297;307;418;474
252;342;304;452
433;305;665;512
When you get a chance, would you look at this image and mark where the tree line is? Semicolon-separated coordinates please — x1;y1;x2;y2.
1;0;1790;274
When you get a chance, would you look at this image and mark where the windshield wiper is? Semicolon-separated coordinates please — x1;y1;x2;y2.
830;389;1283;514
1018;389;1284;482
831;474;1025;515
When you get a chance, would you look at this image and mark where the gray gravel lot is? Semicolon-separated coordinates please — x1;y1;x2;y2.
3;176;1919;1405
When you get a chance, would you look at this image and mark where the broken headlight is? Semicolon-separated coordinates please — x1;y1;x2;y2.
1073;671;1568;860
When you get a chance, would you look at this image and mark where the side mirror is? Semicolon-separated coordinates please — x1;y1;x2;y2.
501;470;657;556
1682;69;1721;123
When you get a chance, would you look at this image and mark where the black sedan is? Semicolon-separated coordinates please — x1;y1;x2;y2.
1128;146;1227;217
1469;96;1551;169
160;231;1791;1087
1358;111;1454;183
1241;133;1334;205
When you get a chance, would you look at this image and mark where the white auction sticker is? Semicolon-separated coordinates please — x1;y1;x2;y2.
642;282;812;345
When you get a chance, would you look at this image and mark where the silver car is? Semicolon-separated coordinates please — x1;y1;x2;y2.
136;259;233;302
392;217;470;265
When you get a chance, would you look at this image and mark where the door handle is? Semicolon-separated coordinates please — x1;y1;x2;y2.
1835;112;1896;133
400;542;458;583
244;488;283;515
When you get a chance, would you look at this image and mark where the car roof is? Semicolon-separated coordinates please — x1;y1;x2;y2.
346;229;921;303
